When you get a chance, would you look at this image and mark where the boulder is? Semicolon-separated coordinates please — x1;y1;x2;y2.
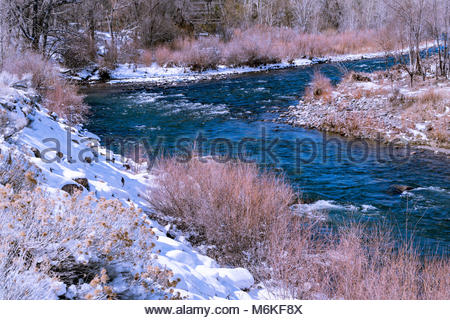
11;80;29;90
73;178;90;191
387;185;414;195
351;73;371;82
61;184;84;195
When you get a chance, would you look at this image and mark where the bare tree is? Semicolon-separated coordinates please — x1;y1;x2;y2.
289;0;319;32
426;0;449;78
386;0;427;86
3;0;82;53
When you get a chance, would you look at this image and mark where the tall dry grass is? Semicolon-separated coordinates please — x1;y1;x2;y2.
270;221;449;299
148;27;385;70
401;88;450;146
147;157;450;299
2;51;89;125
305;72;334;102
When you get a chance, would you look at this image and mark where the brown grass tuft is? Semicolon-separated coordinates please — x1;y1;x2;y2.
305;72;334;102
269;221;450;299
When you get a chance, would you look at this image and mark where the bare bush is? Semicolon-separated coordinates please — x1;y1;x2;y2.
149;27;385;70
305;72;334;102
148;157;449;299
3;51;56;90
147;158;295;266
3;51;89;125
0;186;178;300
269;221;450;299
60;35;95;69
43;81;90;125
0;151;39;192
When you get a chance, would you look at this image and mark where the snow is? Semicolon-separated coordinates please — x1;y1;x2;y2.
69;43;435;85
0;82;257;300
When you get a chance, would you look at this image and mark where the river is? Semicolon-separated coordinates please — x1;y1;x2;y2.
85;56;450;255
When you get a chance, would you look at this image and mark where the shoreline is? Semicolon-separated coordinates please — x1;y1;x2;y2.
73;45;435;90
277;58;449;155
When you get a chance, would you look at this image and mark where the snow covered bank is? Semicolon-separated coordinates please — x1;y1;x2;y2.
0;78;259;300
279;57;450;151
68;46;431;86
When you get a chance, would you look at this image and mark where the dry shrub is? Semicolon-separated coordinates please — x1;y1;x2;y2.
417;89;446;106
44;81;90;125
3;51;56;90
171;37;222;72
350;87;390;99
60;35;95;69
3;51;89;125
222;27;283;67
305;72;334;102
269;222;450;300
141;49;155;66
429;117;449;145
401;88;449;145
376;26;400;53
0;151;39;192
0;186;178;300
321;110;383;139
147;158;295;266
148;157;449;299
149;27;384;70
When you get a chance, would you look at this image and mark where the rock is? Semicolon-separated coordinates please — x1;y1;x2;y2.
61;184;84;195
98;67;111;82
73;178;90;191
11;80;29;89
387;185;414;195
56;151;64;159
84;157;92;164
351;73;371;82
1;101;15;111
30;147;41;158
48;112;58;120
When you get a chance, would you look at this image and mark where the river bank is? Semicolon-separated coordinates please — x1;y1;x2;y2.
69;45;434;88
278;57;449;154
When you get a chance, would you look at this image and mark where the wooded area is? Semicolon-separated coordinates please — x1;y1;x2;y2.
0;0;448;78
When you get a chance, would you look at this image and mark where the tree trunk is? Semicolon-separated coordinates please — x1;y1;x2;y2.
31;0;40;51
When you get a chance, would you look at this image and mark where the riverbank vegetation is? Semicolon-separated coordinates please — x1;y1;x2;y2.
281;55;450;149
148;157;450;299
1;51;89;125
0;0;448;75
0;174;176;299
0;0;449;301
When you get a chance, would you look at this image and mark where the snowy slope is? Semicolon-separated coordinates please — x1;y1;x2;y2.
0;80;259;300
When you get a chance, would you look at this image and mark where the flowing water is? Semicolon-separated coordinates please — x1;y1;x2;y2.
85;57;450;255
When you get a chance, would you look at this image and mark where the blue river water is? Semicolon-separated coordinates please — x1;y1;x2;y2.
85;57;449;255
